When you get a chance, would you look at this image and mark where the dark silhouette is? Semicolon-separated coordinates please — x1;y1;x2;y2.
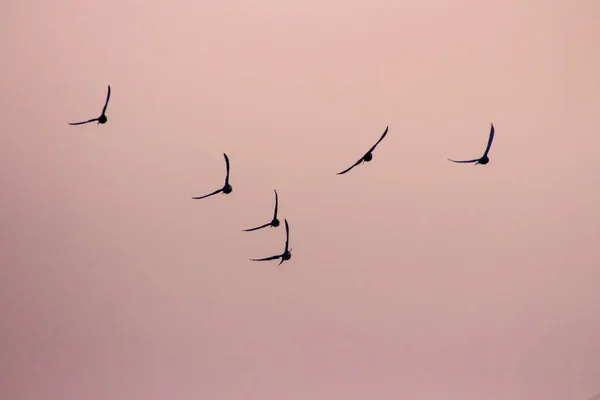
250;219;292;265
243;189;280;232
69;85;111;125
191;153;233;200
337;126;389;175
448;123;495;165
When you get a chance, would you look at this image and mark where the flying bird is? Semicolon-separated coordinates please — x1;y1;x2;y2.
69;85;111;125
337;126;389;175
191;153;233;200
243;190;280;232
448;123;495;165
250;219;292;266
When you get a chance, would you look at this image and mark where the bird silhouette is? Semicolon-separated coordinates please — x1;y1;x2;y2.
337;126;389;175
448;123;495;165
243;190;280;232
250;219;292;266
69;85;111;125
191;153;232;200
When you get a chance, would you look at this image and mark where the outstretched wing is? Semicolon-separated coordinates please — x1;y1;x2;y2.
447;158;480;163
69;118;99;125
337;158;363;175
284;219;290;252
243;222;271;232
273;189;278;219
101;85;111;115
482;123;495;157
191;188;222;199
250;255;281;262
223;153;230;184
367;126;389;154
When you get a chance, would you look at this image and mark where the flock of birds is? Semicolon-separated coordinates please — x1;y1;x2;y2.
69;84;497;266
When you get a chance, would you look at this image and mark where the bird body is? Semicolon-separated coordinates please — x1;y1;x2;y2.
69;85;111;126
243;190;280;232
250;219;292;265
448;123;495;165
337;126;388;175
192;153;233;200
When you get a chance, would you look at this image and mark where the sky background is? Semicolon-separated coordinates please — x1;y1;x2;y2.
1;0;599;399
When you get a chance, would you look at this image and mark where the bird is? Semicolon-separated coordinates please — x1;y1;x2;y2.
337;126;389;175
191;153;233;200
69;85;111;125
448;123;495;165
243;190;280;232
250;219;292;266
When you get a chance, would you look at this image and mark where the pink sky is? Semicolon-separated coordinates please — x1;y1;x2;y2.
1;0;599;399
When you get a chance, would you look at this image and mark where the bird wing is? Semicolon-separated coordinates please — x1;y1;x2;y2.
367;126;389;153
223;153;230;184
68;118;99;125
243;222;271;232
250;255;281;262
101;85;111;115
447;158;480;163
337;158;364;175
482;123;495;157
191;188;223;199
273;189;278;219
284;219;290;252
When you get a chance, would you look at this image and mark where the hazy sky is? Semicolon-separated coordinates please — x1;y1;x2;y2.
1;0;599;399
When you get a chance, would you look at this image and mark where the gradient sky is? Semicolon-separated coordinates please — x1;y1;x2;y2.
1;0;599;399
